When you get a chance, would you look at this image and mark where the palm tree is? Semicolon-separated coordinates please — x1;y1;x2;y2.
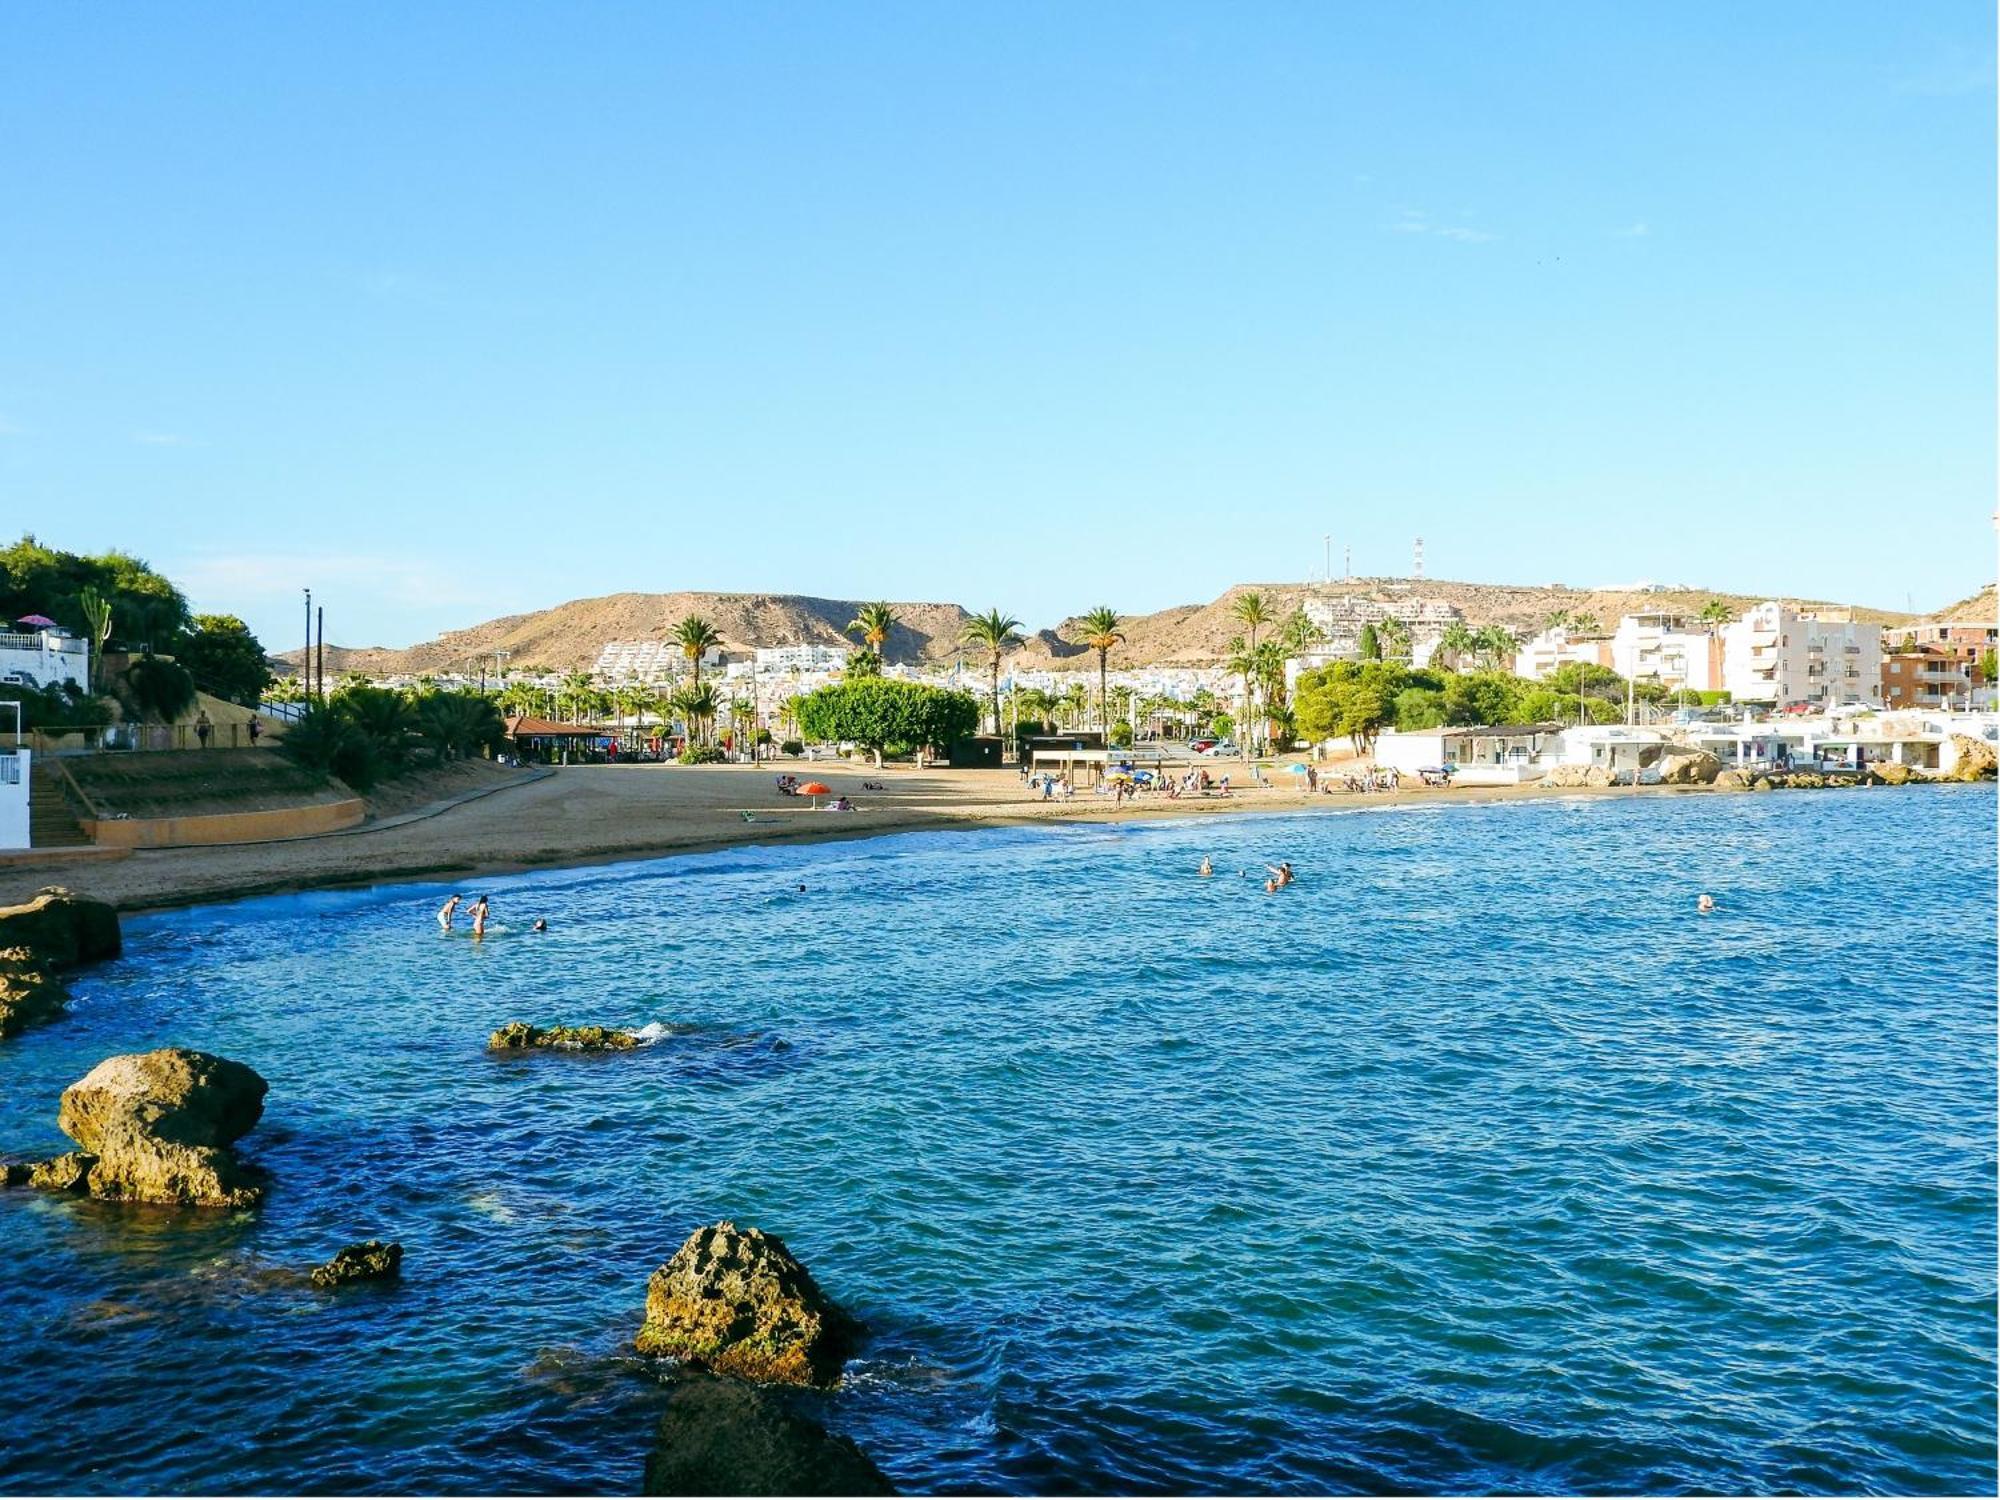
1072;607;1124;730
670;681;718;747
1437;620;1478;672
1229;592;1274;752
674;616;723;688
1542;607;1572;634
1226;635;1259;753
845;602;898;661
1474;625;1519;671
1377;617;1412;662
1698;598;1733;632
959;608;1022;736
1058;680;1089;730
1567;611;1601;637
558;670;596;722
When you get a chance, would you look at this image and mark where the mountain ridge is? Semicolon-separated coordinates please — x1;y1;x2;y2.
277;579;1934;678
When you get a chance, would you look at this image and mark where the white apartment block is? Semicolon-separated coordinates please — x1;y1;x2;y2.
1514;626;1613;682
1300;593;1463;665
592;639;722;683
754;644;849;674
1721;602;1882;707
1609;612;1724;692
0;627;90;692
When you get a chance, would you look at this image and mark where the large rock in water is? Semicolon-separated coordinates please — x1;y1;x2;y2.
488;1021;640;1051
0;888;120;968
1946;734;1998;781
1713;768;1754;790
642;1375;894;1496
311;1239;403;1289
636;1223;856;1387
1655;750;1723;785
54;1049;268;1207
0;948;71;1038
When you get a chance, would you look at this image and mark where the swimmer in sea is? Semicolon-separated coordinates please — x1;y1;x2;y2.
438;894;461;932
1697;893;1715;914
1264;877;1278;894
1264;863;1294;889
470;895;490;940
1198;857;1212;877
531;918;548;933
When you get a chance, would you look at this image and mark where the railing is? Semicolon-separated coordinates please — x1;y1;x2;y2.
21;721;273;754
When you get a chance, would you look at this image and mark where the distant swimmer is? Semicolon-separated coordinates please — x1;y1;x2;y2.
1264;863;1295;889
531;918;548;933
1264;877;1278;894
1198;857;1212;878
1697;893;1716;914
438;895;461;932
470;895;490;940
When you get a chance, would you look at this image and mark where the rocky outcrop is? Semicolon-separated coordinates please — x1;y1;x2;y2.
636;1223;857;1387
1539;764;1615;789
488;1021;640;1051
311;1239;403;1288
1713;769;1754;790
2;1049;271;1208
641;1375;895;1496
1655;750;1723;785
0;948;70;1038
0;888;121;968
1946;734;1997;781
1869;762;1917;785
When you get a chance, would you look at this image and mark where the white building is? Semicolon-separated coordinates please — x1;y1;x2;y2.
754;644;848;674
1299;592;1463;668
0;627;90;692
1609;612;1724;692
1721;602;1882;708
0;745;25;849
1371;723;1564;784
1514;626;1613;682
592;639;722;683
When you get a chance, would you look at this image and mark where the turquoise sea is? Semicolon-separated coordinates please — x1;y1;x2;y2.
0;787;1993;1495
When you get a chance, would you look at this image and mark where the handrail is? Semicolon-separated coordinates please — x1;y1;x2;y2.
52;756;103;820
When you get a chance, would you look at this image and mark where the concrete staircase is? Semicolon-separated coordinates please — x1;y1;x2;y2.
29;766;91;848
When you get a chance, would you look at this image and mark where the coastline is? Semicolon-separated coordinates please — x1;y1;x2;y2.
0;760;1957;916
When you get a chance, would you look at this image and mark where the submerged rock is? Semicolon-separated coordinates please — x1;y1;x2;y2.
0;888;121;969
3;1151;95;1192
642;1374;895;1496
636;1222;857;1387
0;948;71;1038
14;1048;273;1208
488;1021;640;1051
311;1239;403;1288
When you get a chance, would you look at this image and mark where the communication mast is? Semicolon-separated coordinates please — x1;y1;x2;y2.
1412;536;1425;581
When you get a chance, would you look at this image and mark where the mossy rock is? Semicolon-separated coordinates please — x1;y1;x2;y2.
488;1021;640;1051
636;1222;857;1387
311;1239;403;1289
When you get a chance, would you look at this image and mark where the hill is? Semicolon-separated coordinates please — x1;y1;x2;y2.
279;578;1927;678
1917;582;1997;625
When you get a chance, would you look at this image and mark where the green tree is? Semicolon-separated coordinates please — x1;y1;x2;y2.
1357;622;1381;660
1296;661;1409;752
1393;686;1448;730
414;690;506;763
844;647;882;678
792;678;979;758
1072;606;1124;731
1377;617;1412;662
280;703;380;789
122;654;197;723
77;587;114;692
959;608;1022;736
1698;598;1734;631
175;614;272;705
1229;592;1274;753
1473;625;1519;671
673;616;723;688
1435;620;1478;671
1441;671;1520;726
332;683;421;769
670;681;719;748
845;602;898;659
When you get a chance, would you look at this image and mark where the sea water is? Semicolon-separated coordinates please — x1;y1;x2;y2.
0;787;1992;1495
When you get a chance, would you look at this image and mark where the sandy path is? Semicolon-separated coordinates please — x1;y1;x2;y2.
4;760;1640;912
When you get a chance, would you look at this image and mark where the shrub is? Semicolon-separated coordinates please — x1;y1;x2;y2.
677;745;726;765
792;678;980;754
1110;719;1134;748
780;738;803;756
121;654;198;723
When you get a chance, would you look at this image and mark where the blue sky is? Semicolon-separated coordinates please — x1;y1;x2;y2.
2;2;1992;651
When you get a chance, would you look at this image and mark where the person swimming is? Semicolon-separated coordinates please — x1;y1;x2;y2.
1697;893;1715;914
1198;857;1212;877
531;918;548;933
438;895;461;932
470;895;490;939
1264;862;1295;889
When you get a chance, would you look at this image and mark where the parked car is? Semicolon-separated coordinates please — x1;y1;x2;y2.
1196;739;1239;757
1188;737;1218;754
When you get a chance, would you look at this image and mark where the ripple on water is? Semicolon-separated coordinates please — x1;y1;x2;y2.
0;786;1992;1494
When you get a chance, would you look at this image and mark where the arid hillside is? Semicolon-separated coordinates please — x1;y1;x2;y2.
281;578;1929;677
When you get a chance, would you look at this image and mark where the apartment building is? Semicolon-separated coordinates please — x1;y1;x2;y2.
1608;612;1724;692
1513;626;1614;681
1721;602;1882;707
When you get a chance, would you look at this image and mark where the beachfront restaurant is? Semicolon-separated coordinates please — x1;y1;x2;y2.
1371;723;1563;784
502;715;606;764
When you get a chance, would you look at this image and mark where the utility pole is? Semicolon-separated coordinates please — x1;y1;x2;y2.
316;606;325;701
1323;534;1330;586
302;588;311;700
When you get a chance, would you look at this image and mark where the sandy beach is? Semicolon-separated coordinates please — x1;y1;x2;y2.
0;758;1667;913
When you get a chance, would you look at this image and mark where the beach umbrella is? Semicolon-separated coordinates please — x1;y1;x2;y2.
16;614;56;628
799;780;831;808
1285;762;1308;774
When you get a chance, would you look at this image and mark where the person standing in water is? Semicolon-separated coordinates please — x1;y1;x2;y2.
1697;893;1716;914
438;894;461;932
1198;857;1213;877
470;895;490;940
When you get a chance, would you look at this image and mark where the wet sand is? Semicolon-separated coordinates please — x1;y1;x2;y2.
4;759;1663;913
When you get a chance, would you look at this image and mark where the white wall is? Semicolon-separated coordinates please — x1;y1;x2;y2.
0;632;89;691
0;748;28;849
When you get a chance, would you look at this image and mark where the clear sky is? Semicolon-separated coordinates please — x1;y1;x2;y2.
3;2;1993;651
